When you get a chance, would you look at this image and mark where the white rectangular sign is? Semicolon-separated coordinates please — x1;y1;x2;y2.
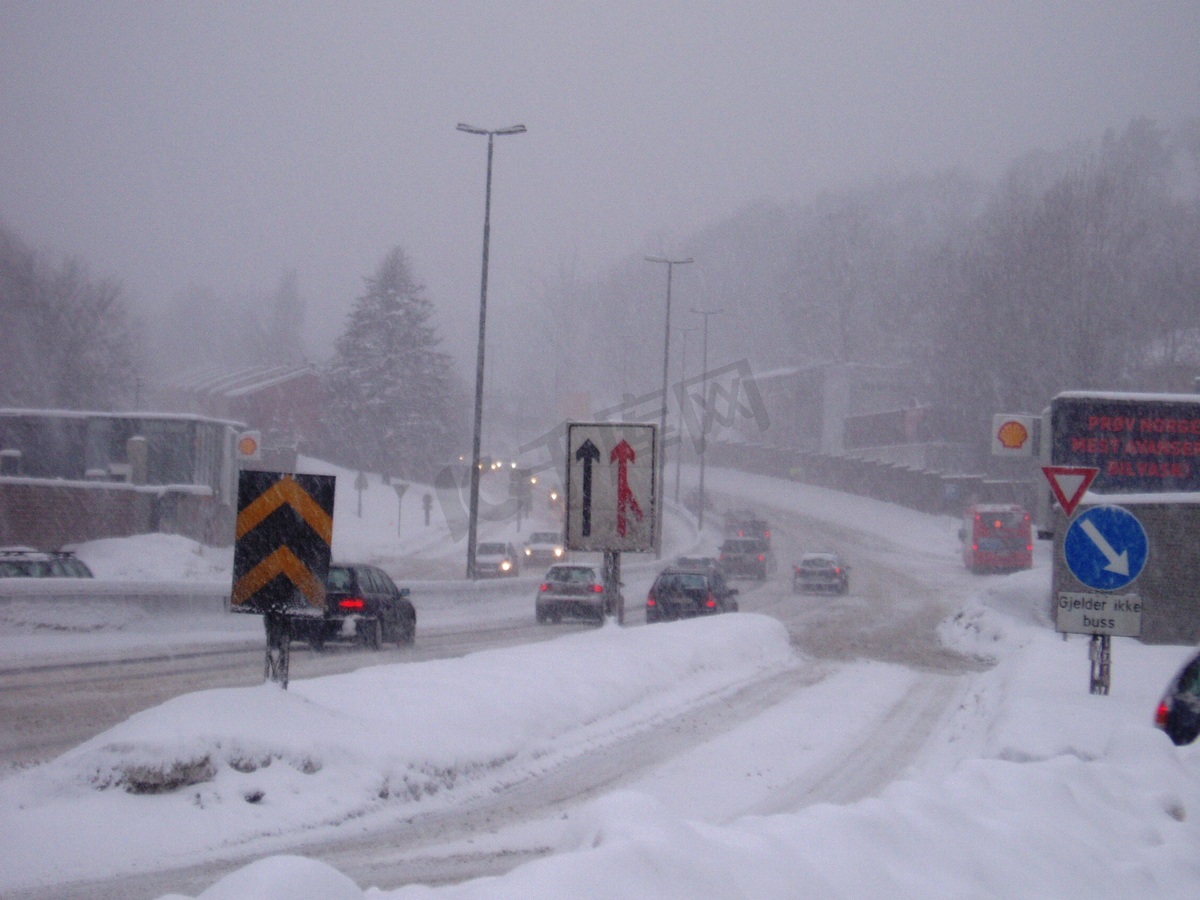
564;423;657;552
1055;591;1142;637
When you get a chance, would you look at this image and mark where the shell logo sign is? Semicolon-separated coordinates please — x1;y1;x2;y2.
991;414;1035;457
237;430;263;461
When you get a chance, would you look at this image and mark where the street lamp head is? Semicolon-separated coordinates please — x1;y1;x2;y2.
457;123;527;136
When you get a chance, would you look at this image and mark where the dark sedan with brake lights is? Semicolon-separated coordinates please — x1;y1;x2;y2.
646;565;739;623
1155;646;1200;746
287;563;415;651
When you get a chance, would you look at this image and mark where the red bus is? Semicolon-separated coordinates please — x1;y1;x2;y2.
960;504;1033;573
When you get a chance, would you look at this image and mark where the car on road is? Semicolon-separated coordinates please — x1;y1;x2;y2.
288;563;415;651
535;564;617;624
726;513;771;549
0;548;93;578
524;531;566;566
645;564;739;623
1155;646;1200;746
718;537;771;580
476;541;520;577
792;552;850;594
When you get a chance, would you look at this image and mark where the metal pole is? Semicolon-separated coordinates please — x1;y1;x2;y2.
646;256;692;557
459;123;525;579
674;327;698;505
691;308;722;531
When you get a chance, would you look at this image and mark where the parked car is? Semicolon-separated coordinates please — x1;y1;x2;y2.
0;548;93;578
288;563;415;651
1155;646;1200;746
793;552;850;594
718;537;771;580
536;564;618;624
524;531;566;566
476;541;520;577
646;564;739;623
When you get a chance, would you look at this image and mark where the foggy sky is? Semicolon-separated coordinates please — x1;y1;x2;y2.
2;1;1198;371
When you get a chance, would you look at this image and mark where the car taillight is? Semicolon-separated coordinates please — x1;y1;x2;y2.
646;596;657;607
705;594;717;608
1155;700;1171;728
590;584;603;593
764;530;770;540
338;598;366;610
758;554;765;561
834;567;842;574
539;583;550;592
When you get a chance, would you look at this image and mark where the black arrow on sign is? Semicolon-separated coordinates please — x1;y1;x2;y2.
575;438;600;536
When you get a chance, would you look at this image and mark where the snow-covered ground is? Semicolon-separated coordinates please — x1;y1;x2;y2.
1;463;1198;898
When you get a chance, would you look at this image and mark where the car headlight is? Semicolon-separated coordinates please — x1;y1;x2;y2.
553;547;564;557
524;548;532;556
500;560;512;571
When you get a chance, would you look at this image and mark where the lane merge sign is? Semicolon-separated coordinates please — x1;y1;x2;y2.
565;422;657;552
231;470;335;614
1042;465;1099;517
1063;504;1148;592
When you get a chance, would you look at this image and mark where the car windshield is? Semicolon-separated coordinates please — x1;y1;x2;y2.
478;543;508;555
547;566;596;583
802;556;837;569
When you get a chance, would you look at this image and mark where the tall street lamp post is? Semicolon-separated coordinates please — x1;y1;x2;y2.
690;307;723;531
674;326;699;505
458;122;526;579
645;255;692;557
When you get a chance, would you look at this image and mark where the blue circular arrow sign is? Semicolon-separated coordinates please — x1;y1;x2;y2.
1063;505;1149;592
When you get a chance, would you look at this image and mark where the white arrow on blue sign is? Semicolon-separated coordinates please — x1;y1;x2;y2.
1063;505;1149;592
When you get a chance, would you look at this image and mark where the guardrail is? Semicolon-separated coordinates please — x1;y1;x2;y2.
0;579;231;614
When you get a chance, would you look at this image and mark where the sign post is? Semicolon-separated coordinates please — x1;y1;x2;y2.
1056;503;1149;694
393;482;409;536
230;470;335;688
564;423;658;625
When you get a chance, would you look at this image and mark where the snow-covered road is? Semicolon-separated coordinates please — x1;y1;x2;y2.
0;464;1196;899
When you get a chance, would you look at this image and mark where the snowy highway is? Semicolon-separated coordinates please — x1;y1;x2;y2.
1;466;1197;899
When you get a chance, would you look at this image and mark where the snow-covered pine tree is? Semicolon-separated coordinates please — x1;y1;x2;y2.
324;247;463;480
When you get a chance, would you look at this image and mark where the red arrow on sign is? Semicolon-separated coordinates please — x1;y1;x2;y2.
1042;465;1099;517
610;439;644;537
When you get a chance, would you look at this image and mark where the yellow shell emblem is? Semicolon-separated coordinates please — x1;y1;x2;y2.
997;420;1029;450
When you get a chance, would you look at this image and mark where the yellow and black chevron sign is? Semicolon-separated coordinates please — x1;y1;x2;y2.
231;471;336;614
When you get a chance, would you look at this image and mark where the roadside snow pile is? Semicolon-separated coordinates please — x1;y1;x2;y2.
0;615;797;893
70;533;232;583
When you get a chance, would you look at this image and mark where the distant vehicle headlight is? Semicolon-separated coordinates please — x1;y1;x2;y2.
500;560;512;571
553;547;564;557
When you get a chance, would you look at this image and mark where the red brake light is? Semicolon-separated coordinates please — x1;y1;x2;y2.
834;567;841;574
764;530;770;539
591;584;604;593
1156;700;1171;728
993;519;1003;529
646;596;657;607
539;583;550;592
705;595;717;608
758;554;765;561
339;598;366;610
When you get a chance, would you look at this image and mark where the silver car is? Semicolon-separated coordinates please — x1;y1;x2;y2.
536;564;616;624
